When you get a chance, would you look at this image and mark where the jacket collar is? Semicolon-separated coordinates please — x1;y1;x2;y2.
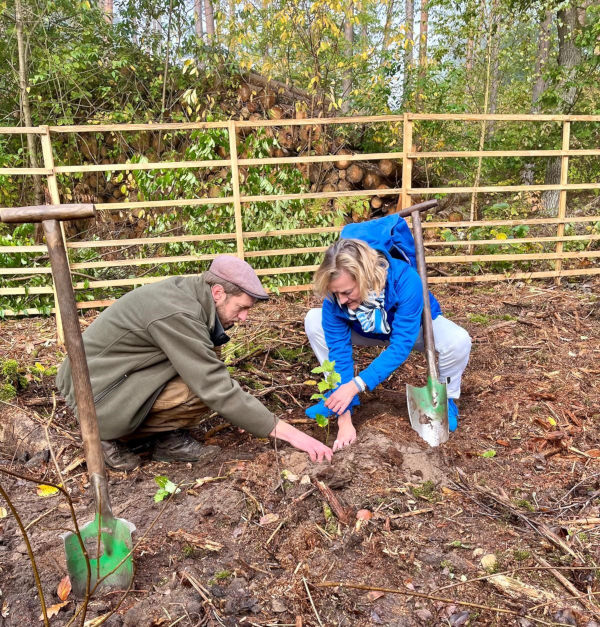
211;316;230;346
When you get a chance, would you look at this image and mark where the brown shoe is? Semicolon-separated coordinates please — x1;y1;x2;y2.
101;440;142;471
152;430;220;464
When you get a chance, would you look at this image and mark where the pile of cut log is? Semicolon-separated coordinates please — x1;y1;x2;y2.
58;74;404;217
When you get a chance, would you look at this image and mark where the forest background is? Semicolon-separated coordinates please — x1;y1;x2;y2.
1;0;599;313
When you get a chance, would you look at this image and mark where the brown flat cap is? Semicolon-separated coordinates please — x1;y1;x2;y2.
209;255;269;300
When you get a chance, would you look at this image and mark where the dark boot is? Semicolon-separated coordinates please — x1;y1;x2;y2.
101;440;142;471
152;430;219;463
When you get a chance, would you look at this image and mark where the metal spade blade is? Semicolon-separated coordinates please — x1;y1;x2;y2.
406;376;449;447
62;477;136;597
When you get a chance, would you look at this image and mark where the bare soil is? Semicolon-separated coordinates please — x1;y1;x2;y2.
1;279;599;627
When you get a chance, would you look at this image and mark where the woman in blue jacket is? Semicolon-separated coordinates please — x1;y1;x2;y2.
304;236;471;451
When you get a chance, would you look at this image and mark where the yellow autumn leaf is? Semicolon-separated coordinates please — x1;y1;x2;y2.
39;601;68;621
0;506;7;518
441;486;457;497
36;484;60;498
548;416;557;427
303;379;317;385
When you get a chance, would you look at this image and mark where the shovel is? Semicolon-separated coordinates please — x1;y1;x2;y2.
0;204;135;597
397;200;449;447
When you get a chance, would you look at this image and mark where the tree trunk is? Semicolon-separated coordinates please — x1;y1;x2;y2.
543;1;581;213
532;10;553;110
194;0;204;38
100;0;113;23
15;0;43;207
522;9;552;185
416;0;428;110
465;36;474;72
403;0;414;102
381;0;395;53
468;0;495;227
341;3;354;114
204;0;215;42
485;0;500;139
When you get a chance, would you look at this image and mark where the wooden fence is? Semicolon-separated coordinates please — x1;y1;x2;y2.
1;113;600;319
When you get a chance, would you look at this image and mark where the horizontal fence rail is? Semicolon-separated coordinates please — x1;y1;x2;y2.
1;114;599;318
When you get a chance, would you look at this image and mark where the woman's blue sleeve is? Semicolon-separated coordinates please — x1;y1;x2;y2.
322;298;360;411
358;267;424;390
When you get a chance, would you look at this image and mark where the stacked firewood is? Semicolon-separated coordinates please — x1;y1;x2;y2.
60;77;404;216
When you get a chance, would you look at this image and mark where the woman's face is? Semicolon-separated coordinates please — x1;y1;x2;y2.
330;270;361;309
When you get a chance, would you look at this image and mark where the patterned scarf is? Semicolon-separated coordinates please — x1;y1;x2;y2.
345;289;390;334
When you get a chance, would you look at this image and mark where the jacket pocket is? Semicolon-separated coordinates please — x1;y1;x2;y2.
94;374;128;404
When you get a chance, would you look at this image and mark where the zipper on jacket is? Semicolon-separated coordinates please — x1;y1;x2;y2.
94;373;128;404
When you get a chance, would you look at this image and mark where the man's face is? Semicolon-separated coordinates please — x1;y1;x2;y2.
214;289;256;329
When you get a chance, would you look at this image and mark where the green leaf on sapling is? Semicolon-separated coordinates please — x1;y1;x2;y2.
315;414;329;428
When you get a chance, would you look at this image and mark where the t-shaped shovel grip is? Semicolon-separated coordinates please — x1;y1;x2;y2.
396;199;439;218
0;203;95;223
0;204;111;514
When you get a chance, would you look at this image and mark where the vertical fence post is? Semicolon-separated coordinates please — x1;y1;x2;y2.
554;120;571;284
40;125;70;344
228;120;245;260
400;113;413;212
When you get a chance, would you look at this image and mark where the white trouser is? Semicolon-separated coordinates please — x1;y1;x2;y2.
304;308;471;399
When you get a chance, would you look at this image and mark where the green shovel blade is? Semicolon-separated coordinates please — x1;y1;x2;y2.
406;376;449;447
63;513;135;598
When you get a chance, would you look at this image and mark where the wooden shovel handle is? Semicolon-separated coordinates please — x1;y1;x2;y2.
43;220;109;503
409;208;439;381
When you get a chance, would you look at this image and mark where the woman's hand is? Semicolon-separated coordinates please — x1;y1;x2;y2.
333;412;356;451
324;380;360;416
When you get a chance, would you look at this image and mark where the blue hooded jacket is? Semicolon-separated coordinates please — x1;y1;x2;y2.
323;214;442;408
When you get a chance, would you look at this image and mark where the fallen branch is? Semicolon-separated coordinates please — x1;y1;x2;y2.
303;577;324;627
313;580;571;626
167;529;223;552
315;480;351;525
486;573;558;603
454;469;582;561
388;507;433;520
179;570;225;625
537;556;600;619
557;517;600;526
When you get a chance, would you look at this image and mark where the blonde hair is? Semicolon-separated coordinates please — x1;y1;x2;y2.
313;239;389;302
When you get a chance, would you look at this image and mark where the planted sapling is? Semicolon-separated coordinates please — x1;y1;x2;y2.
153;475;181;502
309;359;341;428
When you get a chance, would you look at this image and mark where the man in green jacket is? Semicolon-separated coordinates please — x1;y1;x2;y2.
57;255;332;470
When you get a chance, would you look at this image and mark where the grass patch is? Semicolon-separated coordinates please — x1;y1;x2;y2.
467;313;490;325
411;480;438;502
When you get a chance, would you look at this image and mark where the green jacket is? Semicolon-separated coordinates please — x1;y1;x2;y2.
56;275;278;440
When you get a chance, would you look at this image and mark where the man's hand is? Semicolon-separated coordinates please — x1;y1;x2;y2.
270;419;333;463
333;411;356;452
324;380;360;416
